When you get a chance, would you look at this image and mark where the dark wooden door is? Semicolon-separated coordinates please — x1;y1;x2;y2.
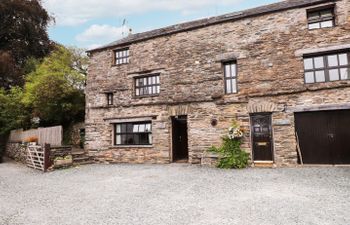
251;114;274;161
172;116;189;162
295;110;350;164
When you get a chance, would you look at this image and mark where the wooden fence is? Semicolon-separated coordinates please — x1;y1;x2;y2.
9;126;62;146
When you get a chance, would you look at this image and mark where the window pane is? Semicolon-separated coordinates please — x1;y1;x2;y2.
143;78;147;85
116;124;121;133
304;58;314;70
339;54;348;66
314;57;324;68
121;124;127;133
340;68;349;80
149;134;153;144
127;124;133;133
226;79;232;93
148;77;152;84
329;69;339;81
152;76;156;84
305;72;314;83
140;133;149;144
156;86;160;93
148;86;152;94
133;124;139;133
231;79;237;93
320;9;333;17
321;20;333;28
156;76;160;84
327;55;338;67
225;65;231;78
145;123;151;132
308;12;320;20
231;64;236;77
315;71;325;82
133;134;140;145
152;86;156;94
139;124;145;132
116;135;121;145
126;134;134;144
136;88;140;96
121;135;127;145
309;22;320;29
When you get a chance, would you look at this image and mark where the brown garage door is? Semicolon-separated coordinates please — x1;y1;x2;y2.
295;110;350;164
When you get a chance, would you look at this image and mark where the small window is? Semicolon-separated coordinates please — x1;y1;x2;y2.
303;51;350;84
107;93;113;105
307;6;335;30
135;74;160;97
114;122;152;146
224;61;237;94
114;48;129;65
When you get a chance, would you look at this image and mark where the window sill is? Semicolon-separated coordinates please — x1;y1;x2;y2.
111;63;129;67
133;94;160;99
109;145;153;149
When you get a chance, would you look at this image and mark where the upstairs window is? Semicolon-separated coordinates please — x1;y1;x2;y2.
304;51;350;84
114;122;152;146
224;61;237;94
307;6;335;30
107;93;113;105
114;48;129;65
135;74;160;97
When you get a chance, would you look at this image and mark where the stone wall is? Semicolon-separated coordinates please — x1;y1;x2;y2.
86;0;350;166
5;142;27;163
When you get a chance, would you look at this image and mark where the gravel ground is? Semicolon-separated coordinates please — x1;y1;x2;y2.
0;159;349;225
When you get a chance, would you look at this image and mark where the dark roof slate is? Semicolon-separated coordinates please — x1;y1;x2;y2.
88;0;334;52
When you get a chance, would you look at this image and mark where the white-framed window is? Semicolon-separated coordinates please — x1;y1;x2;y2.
114;122;152;146
114;48;129;65
224;61;237;94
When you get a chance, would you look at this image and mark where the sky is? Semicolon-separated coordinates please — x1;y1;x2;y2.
42;0;281;50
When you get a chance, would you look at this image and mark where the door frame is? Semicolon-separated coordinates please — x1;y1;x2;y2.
170;115;189;163
249;113;275;163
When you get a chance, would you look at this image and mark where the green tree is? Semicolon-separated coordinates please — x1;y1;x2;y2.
0;0;53;88
23;46;86;127
0;87;30;135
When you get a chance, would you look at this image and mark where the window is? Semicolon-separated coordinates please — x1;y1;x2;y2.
307;6;335;30
135;74;160;97
114;48;129;65
114;122;152;146
107;93;113;105
224;61;237;94
303;51;350;84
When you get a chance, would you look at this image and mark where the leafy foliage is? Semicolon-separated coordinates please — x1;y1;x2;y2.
23;46;86;127
0;0;53;88
209;137;249;169
0;87;31;135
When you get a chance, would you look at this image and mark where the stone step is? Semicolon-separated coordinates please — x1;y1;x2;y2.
253;161;275;168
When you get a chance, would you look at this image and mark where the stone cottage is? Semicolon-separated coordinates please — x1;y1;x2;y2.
86;0;350;166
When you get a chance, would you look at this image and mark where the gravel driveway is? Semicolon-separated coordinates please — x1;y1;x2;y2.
0;159;349;225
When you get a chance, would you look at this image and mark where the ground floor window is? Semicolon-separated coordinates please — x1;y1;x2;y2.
114;122;152;145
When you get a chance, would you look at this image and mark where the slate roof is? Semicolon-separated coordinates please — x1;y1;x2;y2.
88;0;334;53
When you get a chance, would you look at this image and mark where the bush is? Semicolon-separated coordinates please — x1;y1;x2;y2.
209;136;249;169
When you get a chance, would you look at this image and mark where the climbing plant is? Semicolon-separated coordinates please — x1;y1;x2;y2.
208;120;249;169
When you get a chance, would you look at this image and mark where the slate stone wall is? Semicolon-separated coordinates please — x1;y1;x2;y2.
86;0;350;166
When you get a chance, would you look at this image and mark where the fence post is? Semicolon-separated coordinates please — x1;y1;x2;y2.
44;144;51;172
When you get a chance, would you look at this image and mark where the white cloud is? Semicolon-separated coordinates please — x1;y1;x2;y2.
43;0;242;26
75;24;129;49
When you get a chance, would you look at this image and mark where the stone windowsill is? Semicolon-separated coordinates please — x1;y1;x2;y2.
109;145;154;149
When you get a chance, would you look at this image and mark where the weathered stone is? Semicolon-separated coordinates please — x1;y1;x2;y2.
85;0;350;166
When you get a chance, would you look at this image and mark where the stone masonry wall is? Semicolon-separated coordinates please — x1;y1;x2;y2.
86;0;350;166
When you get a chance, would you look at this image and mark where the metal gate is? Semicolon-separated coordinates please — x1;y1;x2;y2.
295;110;350;164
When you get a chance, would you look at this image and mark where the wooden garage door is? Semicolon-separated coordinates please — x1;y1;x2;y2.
295;110;350;164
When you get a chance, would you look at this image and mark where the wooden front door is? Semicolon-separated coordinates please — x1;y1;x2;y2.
251;114;274;161
172;116;189;162
295;110;350;164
